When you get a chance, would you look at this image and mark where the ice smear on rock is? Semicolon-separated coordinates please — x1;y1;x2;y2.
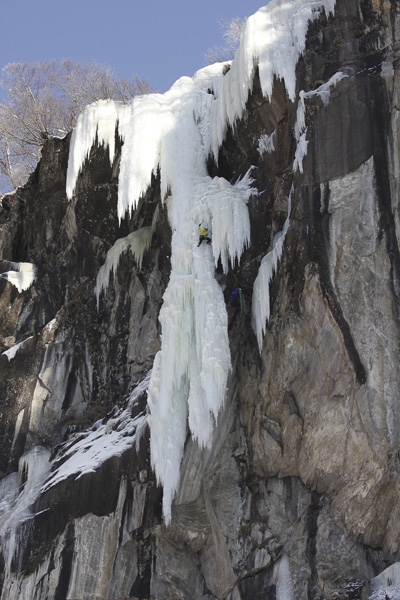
2;337;33;361
294;71;347;173
276;554;295;600
66;0;336;523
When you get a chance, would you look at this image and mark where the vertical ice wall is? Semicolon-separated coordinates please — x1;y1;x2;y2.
66;0;336;522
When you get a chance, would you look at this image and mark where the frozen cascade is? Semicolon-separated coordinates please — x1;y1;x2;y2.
66;0;336;523
0;447;51;573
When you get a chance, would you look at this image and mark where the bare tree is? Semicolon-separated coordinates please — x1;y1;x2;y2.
205;17;245;65
0;60;154;196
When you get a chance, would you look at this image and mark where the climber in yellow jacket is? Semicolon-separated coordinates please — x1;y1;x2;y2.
197;224;212;246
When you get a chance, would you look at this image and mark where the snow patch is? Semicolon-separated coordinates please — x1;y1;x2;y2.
370;563;400;599
42;373;150;493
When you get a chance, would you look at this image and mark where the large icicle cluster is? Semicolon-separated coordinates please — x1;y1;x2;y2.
66;0;336;522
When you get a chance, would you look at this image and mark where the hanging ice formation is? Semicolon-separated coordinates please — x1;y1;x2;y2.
252;70;345;352
66;0;336;523
0;262;36;293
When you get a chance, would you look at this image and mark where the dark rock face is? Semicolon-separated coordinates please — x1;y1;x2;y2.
1;0;400;598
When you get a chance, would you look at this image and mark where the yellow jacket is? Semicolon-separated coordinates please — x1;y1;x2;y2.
198;226;208;237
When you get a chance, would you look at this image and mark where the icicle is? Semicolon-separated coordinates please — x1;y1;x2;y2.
258;131;276;155
293;72;346;173
207;0;337;160
66;99;121;199
252;190;292;352
95;226;153;307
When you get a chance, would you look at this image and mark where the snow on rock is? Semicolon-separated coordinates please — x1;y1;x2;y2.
0;373;150;579
370;563;400;599
42;373;150;493
66;0;336;523
307;70;348;106
0;262;36;293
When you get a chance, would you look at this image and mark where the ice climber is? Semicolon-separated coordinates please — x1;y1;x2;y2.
229;287;247;312
197;224;212;246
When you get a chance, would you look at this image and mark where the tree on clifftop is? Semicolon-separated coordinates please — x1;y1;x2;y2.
205;17;244;65
0;60;154;196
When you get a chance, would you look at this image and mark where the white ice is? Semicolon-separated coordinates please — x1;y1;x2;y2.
258;132;276;155
0;262;36;293
276;554;295;600
2;336;33;361
293;71;347;173
370;563;400;600
95;226;153;307
252;189;292;353
0;446;51;573
305;70;348;106
66;0;336;523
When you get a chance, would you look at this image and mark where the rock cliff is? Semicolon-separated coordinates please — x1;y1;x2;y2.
1;0;400;598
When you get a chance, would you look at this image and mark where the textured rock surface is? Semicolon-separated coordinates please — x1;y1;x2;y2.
1;0;400;598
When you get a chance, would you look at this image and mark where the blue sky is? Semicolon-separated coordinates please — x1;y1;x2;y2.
0;0;266;94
